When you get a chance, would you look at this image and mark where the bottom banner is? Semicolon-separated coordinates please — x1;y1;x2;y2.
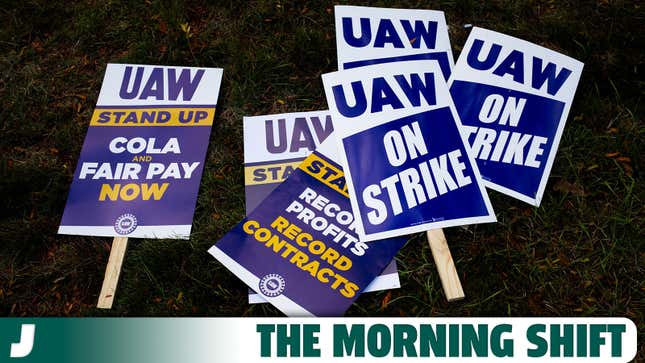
0;318;637;362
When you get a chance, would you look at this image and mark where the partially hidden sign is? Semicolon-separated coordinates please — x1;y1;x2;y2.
335;5;453;79
450;27;584;206
243;111;402;304
209;136;407;316
59;63;223;238
243;111;334;214
322;60;496;242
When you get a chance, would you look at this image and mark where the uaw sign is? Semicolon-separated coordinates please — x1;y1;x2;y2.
59;63;223;238
243;111;334;213
242;111;402;304
323;60;496;242
209;137;407;316
335;5;454;79
450;27;584;205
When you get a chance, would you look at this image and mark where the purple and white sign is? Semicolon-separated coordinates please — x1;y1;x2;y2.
243;111;402;304
450;27;583;205
58;63;223;239
210;137;407;316
243;111;334;213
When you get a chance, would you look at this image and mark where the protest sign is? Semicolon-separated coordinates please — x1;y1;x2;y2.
243;111;402;304
450;27;584;206
323;60;496;242
335;5;453;79
58;63;223;307
243;111;334;213
209;136;408;316
59;63;223;238
335;5;465;300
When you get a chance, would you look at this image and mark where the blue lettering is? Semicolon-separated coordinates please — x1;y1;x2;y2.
532;57;572;96
307;160;323;174
393;72;436;107
332;82;367;118
371;77;404;113
401;20;437;49
374;19;404;48
467;39;502;70
342;17;371;47
493;50;525;83
468;39;573;96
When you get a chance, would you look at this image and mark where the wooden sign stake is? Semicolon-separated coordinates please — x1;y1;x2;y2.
426;229;465;301
97;236;129;309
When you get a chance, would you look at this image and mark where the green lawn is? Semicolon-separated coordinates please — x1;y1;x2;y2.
0;0;642;356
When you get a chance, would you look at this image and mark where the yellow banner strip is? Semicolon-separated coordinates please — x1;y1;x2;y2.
245;161;302;186
90;107;215;126
299;153;349;197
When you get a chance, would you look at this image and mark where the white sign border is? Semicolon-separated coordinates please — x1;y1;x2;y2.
323;60;496;242
449;27;584;206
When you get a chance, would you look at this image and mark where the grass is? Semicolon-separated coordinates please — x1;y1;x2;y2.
0;0;642;357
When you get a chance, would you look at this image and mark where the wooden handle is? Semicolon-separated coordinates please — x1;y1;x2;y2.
426;229;465;302
97;237;129;309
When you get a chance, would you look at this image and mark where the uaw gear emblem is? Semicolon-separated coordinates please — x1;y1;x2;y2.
259;274;286;297
114;213;138;235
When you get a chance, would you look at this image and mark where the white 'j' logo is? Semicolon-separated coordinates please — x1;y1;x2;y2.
10;324;35;358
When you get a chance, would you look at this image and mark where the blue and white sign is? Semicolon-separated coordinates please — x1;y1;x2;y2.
335;6;454;79
322;60;496;242
450;27;584;206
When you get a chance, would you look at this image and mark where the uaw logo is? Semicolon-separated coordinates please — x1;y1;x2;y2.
114;213;138;235
259;274;286;297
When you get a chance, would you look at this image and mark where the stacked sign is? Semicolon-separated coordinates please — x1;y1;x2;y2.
335;6;471;301
59;64;223;238
243;112;402;304
243;111;334;213
322;60;496;241
209;135;408;316
208;6;583;316
56;15;583;316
